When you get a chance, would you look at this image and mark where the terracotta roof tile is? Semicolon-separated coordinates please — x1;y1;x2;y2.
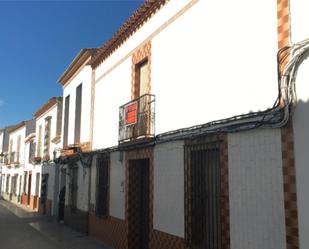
58;48;98;86
34;97;62;119
91;0;168;68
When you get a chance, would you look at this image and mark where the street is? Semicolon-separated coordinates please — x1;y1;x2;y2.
0;200;110;249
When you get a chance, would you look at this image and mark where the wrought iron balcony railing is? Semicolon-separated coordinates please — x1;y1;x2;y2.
119;94;155;144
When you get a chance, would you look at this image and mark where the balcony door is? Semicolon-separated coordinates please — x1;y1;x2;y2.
135;60;149;137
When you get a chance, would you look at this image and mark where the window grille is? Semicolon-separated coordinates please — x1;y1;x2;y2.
185;141;222;249
96;153;110;217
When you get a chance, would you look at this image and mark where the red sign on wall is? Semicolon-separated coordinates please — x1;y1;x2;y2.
125;101;137;125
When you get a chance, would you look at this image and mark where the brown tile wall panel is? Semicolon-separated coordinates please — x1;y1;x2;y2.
281;122;299;249
39;199;52;215
277;0;291;76
88;214;127;249
33;196;38;210
150;229;189;249
29;195;36;210
36;197;41;212
45;200;52;216
21;194;28;206
221;135;231;249
277;0;290;49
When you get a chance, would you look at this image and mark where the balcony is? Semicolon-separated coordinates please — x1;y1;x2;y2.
119;94;155;144
60;142;91;157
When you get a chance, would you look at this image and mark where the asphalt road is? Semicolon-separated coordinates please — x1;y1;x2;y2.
0;200;110;249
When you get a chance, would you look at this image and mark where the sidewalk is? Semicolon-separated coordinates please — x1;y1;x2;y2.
0;200;112;249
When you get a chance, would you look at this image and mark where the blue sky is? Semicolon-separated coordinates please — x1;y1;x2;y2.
0;0;142;128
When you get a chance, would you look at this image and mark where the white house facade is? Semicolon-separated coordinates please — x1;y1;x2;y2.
1;1;309;249
23;97;63;215
1;120;35;205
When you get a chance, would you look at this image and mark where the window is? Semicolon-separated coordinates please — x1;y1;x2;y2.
16;135;21;163
35;173;40;196
63;95;70;147
56;98;63;138
37;125;42;157
11;174;18;195
185;142;222;249
69;167;78;210
41;174;49;203
74;84;82;144
23;172;28;193
96;154;110;217
43;117;51;158
1;174;4;192
6;175;10;193
29;141;35;163
9;139;13;163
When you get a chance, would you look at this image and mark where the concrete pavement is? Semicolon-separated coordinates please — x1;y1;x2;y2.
0;200;111;249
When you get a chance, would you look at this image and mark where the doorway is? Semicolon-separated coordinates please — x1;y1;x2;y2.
128;159;150;249
27;172;32;206
58;169;66;221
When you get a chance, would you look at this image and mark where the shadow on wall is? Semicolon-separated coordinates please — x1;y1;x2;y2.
293;98;309;125
292;98;309;249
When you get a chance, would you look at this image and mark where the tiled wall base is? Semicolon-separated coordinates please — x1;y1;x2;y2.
64;206;89;234
1;193;20;204
29;195;42;211
10;194;19;204
88;213;188;249
29;195;36;209
88;214;127;249
21;194;28;206
150;230;188;249
39;199;52;215
1;192;10;201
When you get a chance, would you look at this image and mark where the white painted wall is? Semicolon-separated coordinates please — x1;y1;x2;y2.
290;0;309;43
76;163;90;212
93;59;131;149
0;131;4;153
42;164;56;201
287;24;309;247
23;140;42;197
36;104;62;158
228;129;286;249
1;164;24;196
0;131;3;194
62;65;92;147
93;0;279;149
30;166;42;196
9;126;26;165
153;140;184;238
292;89;309;249
109;151;125;220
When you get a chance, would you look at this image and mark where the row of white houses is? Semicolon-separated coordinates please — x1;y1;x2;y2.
1;0;309;249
